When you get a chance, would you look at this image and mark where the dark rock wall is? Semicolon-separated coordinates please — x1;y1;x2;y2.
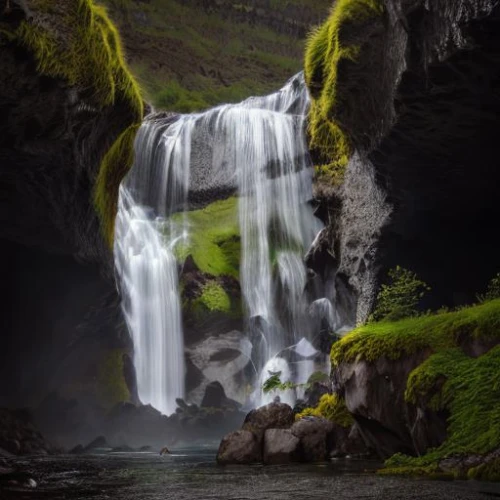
0;0;140;435
313;0;500;319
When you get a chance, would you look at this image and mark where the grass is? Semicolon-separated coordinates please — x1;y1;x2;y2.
101;0;331;110
304;0;384;179
331;299;500;366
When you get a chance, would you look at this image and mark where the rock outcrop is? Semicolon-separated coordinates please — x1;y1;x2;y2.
308;0;500;321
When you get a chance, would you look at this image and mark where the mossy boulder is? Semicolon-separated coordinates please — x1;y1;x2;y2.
331;299;500;478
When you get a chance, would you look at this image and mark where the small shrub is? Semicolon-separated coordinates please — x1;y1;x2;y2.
477;272;500;303
370;266;430;322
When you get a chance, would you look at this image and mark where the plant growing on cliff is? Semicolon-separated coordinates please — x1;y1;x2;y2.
477;272;500;303
296;393;354;427
370;266;430;322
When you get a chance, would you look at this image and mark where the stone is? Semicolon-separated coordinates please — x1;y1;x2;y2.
263;429;300;464
200;381;241;410
291;417;334;462
216;430;261;465
241;402;294;441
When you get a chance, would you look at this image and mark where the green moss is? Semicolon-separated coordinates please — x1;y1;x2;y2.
468;458;500;482
16;0;143;118
338;299;500;478
173;197;240;278
305;0;384;178
296;393;354;428
388;346;500;468
94;124;139;246
331;299;500;366
197;280;231;313
9;0;144;244
97;348;130;409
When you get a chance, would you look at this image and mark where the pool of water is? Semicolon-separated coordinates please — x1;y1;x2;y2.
2;448;500;499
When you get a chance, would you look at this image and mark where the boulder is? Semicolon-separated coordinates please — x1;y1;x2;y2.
200;381;241;410
291;417;334;462
263;428;300;464
242;402;294;441
216;430;261;465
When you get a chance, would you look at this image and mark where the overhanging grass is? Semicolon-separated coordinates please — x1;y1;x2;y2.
305;0;384;180
331;299;500;366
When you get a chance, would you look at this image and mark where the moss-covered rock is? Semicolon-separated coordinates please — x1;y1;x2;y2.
174;197;241;278
331;299;500;478
304;0;384;180
0;0;143;257
296;393;353;428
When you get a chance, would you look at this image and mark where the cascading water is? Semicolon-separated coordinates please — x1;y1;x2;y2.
115;73;327;414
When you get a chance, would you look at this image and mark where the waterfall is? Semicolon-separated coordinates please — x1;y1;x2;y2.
114;73;325;414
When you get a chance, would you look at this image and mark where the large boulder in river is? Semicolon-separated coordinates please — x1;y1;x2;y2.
291;417;334;462
241;402;294;441
263;428;301;464
216;430;261;465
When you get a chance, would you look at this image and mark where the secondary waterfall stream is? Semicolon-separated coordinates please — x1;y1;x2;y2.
114;73;327;415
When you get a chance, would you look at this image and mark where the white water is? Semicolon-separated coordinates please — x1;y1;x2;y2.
115;73;324;414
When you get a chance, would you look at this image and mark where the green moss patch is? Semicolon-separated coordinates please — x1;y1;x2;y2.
196;281;231;313
334;300;500;478
173;197;240;278
8;0;145;245
305;0;384;180
386;345;500;471
16;0;143;117
94;124;139;246
97;348;131;410
296;393;354;428
331;299;500;366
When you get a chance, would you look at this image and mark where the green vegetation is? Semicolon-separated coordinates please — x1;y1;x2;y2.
385;344;500;478
333;298;500;479
101;0;331;110
95;124;139;245
173;197;240;278
370;266;431;322
197;281;231;313
305;0;384;180
331;299;500;366
97;348;130;409
7;0;144;244
16;0;143;117
478;272;500;303
296;393;354;427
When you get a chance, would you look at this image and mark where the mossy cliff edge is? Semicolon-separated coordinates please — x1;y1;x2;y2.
0;0;143;255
